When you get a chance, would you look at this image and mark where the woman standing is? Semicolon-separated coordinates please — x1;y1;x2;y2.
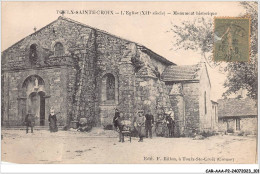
48;107;58;132
134;111;146;142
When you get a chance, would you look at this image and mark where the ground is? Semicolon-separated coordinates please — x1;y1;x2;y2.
1;128;257;164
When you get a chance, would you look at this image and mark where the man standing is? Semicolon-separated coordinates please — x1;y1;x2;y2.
25;110;35;134
113;108;124;142
145;112;154;139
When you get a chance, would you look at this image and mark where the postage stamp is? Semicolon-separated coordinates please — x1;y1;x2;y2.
213;17;250;62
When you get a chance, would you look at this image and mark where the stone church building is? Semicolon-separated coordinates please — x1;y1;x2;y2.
1;16;216;136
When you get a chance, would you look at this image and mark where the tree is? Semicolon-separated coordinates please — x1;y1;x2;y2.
169;2;258;100
223;2;258;100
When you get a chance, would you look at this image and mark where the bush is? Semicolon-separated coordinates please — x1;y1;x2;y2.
63;125;70;131
103;124;114;130
200;131;214;138
227;129;234;133
238;131;244;136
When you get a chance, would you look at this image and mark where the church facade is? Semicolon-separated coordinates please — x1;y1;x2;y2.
1;16;215;136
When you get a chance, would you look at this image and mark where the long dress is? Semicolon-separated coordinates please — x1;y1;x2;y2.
48;114;58;132
136;115;146;138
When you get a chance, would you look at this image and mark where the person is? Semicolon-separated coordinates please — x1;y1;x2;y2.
48;107;58;132
145;112;154;138
169;109;175;137
25;110;35;134
113;108;120;129
113;108;124;142
77;118;92;132
135;111;146;142
166;109;175;137
171;119;175;137
166;115;173;137
155;114;164;137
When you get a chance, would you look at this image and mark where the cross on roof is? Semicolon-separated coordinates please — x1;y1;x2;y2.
61;10;65;16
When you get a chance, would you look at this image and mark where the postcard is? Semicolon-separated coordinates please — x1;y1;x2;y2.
1;1;258;168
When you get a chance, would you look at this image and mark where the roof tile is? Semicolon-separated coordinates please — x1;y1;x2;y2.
161;64;201;81
217;98;257;118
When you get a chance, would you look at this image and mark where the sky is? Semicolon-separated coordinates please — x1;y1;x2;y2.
1;1;247;100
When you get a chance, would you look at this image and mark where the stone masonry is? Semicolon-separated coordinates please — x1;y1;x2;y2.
1;16;174;128
2;16;215;137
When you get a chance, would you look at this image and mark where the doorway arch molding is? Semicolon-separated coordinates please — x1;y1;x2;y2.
18;73;51;126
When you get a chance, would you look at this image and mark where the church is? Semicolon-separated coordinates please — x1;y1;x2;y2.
1;16;216;136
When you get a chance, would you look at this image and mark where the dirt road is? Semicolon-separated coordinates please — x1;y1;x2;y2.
1;128;257;164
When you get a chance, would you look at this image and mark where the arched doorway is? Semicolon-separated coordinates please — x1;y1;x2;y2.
28;91;45;126
39;91;45;126
22;75;46;126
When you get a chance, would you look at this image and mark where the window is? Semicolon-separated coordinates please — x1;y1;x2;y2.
215;106;217;123
54;42;64;56
106;74;115;100
29;44;38;65
236;119;240;131
204;91;207;115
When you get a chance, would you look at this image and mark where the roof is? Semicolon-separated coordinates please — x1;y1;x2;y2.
217;98;257;118
2;16;174;66
211;100;218;104
161;64;201;82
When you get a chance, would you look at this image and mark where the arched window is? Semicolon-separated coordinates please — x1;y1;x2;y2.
204;91;207;115
29;44;38;65
106;74;115;100
54;42;64;57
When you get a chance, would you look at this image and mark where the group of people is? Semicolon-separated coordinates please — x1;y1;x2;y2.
113;108;174;143
24;107;58;133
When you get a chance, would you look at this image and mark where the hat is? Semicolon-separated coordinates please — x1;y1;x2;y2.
50;107;55;115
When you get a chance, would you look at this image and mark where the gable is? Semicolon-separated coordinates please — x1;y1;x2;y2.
2;16;175;72
199;63;211;88
2;17;93;70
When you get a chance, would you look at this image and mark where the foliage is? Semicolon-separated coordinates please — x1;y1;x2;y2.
169;2;258;100
223;2;258;100
227;129;234;134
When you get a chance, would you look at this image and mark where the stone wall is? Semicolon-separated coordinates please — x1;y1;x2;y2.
70;30;97;126
240;117;257;134
135;77;171;116
218;117;257;135
169;94;184;136
166;81;201;137
2;17;92;71
2;67;68;126
198;63;212;132
1;16;173;129
182;82;200;135
211;102;218;131
95;31;136;127
1;17;93;127
168;82;184;136
218;119;227;133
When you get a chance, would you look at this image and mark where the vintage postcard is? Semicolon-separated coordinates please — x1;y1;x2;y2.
1;1;258;169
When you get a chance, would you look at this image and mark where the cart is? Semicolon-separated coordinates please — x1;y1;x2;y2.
120;120;134;143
